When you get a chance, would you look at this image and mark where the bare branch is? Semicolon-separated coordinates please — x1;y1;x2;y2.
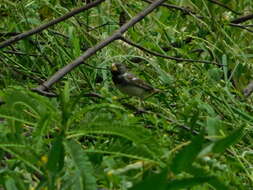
32;0;170;94
83;92;104;99
2;50;39;57
120;37;220;65
207;0;241;15
229;23;253;33
31;88;57;97
0;32;20;37
0;0;106;49
0;56;44;84
231;13;253;24
141;0;201;17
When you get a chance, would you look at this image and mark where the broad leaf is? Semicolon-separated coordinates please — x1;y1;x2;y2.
171;135;204;174
46;135;65;174
212;127;244;153
130;169;167;190
167;176;227;190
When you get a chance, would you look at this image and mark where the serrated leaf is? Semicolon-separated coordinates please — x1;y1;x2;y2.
70;120;162;162
66;140;97;190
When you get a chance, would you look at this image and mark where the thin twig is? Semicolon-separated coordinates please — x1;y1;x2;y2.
32;0;170;94
120;36;220;65
141;0;201;17
0;0;106;49
0;56;44;84
83;92;104;99
89;22;117;31
229;23;253;33
121;101;199;135
2;50;39;57
31;88;57;97
231;13;253;24
207;0;241;15
0;32;20;37
243;24;253;27
48;29;69;39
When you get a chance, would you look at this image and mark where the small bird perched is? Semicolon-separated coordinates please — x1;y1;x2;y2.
111;63;160;99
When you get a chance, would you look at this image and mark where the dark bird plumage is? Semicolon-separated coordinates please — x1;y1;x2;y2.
111;63;159;98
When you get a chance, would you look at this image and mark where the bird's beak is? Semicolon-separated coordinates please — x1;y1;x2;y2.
111;63;118;71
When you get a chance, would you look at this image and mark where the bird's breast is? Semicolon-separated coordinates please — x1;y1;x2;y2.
116;84;146;97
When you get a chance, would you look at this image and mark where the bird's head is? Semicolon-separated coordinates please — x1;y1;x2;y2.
111;63;127;75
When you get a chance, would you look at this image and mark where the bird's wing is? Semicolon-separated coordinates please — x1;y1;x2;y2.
121;73;155;91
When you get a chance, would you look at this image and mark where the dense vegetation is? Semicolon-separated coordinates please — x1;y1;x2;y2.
0;0;253;189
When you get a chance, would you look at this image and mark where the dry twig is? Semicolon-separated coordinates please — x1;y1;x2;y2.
207;0;240;15
120;37;219;65
141;0;199;16
231;13;253;24
0;0;106;49
229;23;253;33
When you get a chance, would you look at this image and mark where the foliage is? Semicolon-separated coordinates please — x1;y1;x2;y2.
1;0;253;189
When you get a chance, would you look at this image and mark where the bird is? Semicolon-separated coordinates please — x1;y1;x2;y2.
111;63;160;99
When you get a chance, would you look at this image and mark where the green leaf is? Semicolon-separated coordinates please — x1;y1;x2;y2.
61;81;72;127
171;135;204;174
46;135;65;174
212;127;244;153
68;26;81;57
69;118;162;162
206;116;221;136
4;177;18;190
208;68;223;82
130;169;167;190
62;81;70;105
167;176;227;190
186;165;228;189
66;140;97;190
222;54;228;82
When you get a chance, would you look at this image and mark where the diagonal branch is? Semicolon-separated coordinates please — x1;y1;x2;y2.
120;37;220;65
229;23;253;33
3;50;39;57
141;0;198;16
32;0;170;95
231;13;253;24
207;0;241;15
0;0;106;49
228;14;253;33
